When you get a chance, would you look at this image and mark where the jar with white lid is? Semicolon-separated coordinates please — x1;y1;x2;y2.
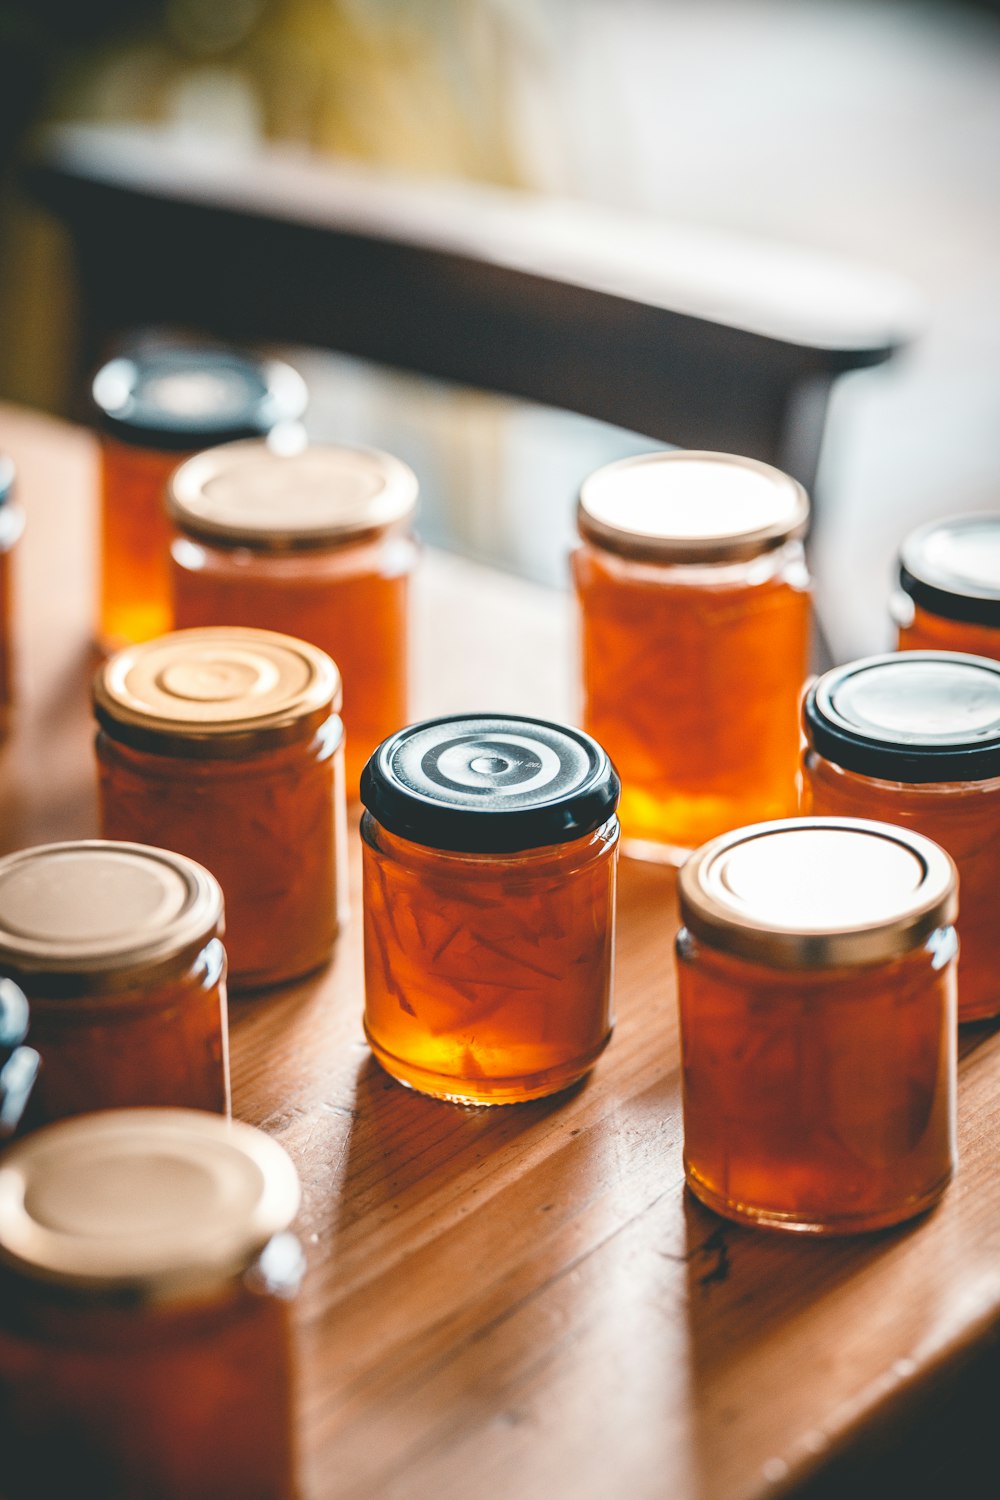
894;512;1000;661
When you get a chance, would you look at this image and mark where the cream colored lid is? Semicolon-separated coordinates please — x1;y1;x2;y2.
0;841;223;996
94;626;341;755
578;450;809;563
168;439;418;549
679;817;957;968
0;1109;300;1299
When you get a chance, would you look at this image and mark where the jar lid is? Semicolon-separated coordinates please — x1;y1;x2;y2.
360;713;620;853
679;817;957;969
899;513;1000;627
0;842;224;998
577;450;809;564
168;439;419;550
91;345;307;452
94;627;341;757
0;1109;300;1301
804;652;1000;783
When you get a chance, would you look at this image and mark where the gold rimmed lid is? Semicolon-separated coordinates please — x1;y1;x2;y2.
679;817;957;968
0;1109;300;1301
168;439;418;550
94;627;341;757
0;841;223;998
577;450;809;564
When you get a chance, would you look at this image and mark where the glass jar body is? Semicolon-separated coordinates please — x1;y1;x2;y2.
573;539;811;861
171;530;417;794
0;503;25;732
96;719;347;991
0;1243;300;1500
802;748;1000;1021
99;438;192;650
362;815;619;1104
21;939;229;1127
676;927;957;1234
895;596;1000;663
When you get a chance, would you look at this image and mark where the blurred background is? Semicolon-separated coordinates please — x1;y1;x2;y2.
0;0;998;659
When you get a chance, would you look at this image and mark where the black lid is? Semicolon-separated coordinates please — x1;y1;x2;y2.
360;713;621;853
91;346;308;452
804;652;1000;783
899;513;1000;627
0;456;13;507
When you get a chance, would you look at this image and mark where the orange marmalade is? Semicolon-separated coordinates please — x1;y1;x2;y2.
360;714;620;1104
91;345;307;650
169;439;419;795
0;456;24;733
677;818;958;1235
0;1110;303;1500
573;450;811;862
94;627;346;991
895;512;1000;662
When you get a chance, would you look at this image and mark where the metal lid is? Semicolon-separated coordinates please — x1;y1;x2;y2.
168;439;419;551
899;513;1000;627
577;450;809;564
0;1109;300;1300
804;652;1000;783
360;713;621;853
91;346;307;452
94;627;341;757
679;817;957;969
0;841;224;998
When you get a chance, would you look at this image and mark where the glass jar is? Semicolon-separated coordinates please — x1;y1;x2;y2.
0;980;39;1139
0;455;25;734
91;344;307;650
802;650;1000;1022
94;627;346;991
360;714;620;1104
0;841;228;1125
573;450;811;862
676;817;958;1235
894;512;1000;661
168;439;419;795
0;1108;303;1500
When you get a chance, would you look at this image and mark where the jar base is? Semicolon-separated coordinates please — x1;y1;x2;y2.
684;1162;954;1236
365;1026;612;1105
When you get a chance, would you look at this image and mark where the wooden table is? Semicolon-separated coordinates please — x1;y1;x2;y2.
3;401;1000;1500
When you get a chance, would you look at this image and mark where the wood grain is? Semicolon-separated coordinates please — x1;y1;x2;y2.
2;401;999;1500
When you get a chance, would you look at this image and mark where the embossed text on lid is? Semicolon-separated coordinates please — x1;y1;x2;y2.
899;513;1000;626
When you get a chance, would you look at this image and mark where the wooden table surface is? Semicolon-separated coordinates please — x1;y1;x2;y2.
3;401;1000;1500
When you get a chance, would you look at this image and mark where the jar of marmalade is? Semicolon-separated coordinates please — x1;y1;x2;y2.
360;714;620;1104
94;627;346;991
168;439;419;795
0;980;38;1139
91;344;307;650
0;1108;303;1500
573;450;811;862
802;651;1000;1022
0;455;25;734
677;817;958;1234
0;841;228;1124
894;513;1000;661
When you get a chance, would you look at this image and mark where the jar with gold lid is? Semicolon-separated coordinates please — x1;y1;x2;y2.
572;450;811;862
168;439;419;795
0;1108;303;1500
0;979;38;1139
91;344;307;650
0;455;25;734
94;627;346;990
676;817;958;1234
0;840;228;1125
894;513;1000;661
361;714;620;1104
802;650;1000;1021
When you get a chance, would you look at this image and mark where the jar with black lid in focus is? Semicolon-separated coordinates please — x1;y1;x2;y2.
0;455;25;734
360;714;621;1104
0;1108;303;1500
573;450;811;862
894;513;1000;661
91;343;307;650
802;650;1000;1021
93;627;347;991
0;979;39;1139
168;439;419;794
676;817;958;1235
0;841;228;1125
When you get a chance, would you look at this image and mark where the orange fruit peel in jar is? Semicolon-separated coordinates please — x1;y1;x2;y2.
894;512;1000;661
